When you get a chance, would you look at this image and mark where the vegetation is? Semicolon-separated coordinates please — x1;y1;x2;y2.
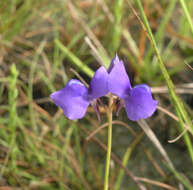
0;0;193;189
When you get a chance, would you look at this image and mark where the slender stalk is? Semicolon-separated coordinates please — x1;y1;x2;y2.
104;97;113;190
178;0;193;35
135;0;193;163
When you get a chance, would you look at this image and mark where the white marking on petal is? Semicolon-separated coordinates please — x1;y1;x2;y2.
134;85;150;92
68;80;84;86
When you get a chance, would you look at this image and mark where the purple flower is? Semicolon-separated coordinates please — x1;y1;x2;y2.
50;54;157;121
50;66;108;120
108;55;158;121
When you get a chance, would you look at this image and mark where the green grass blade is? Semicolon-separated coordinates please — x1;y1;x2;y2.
7;64;19;173
114;133;143;190
135;0;193;163
178;0;193;35
28;41;46;132
111;0;124;56
166;164;193;190
144;0;177;64
55;39;94;78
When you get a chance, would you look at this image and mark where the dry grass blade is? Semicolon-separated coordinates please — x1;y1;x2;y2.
137;119;174;169
81;126;147;190
84;36;104;66
144;149;166;178
0;187;12;190
168;129;188;143
86;119;169;180
86;120;136;141
88;155;103;188
184;61;193;71
123;29;139;57
135;177;178;190
86;122;108;141
157;105;179;121
67;1;110;62
98;0;114;22
70;68;89;88
67;146;92;190
151;86;193;94
157;105;193;141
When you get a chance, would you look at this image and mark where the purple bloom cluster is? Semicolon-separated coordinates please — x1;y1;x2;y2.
50;55;158;121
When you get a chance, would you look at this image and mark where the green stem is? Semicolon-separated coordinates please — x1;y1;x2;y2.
179;0;193;35
104;97;113;190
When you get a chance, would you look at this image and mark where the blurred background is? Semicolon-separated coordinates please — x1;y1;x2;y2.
0;0;193;189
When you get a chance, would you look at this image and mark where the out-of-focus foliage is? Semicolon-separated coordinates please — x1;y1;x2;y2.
0;0;193;189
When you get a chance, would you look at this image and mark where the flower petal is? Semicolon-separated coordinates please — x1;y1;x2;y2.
108;57;131;99
108;54;120;73
50;79;90;120
88;66;109;99
124;84;158;121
